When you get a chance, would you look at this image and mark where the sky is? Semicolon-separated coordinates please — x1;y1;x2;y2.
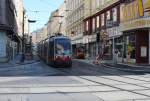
24;0;64;32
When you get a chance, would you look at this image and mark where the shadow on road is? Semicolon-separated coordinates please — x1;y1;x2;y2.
0;60;147;76
51;60;146;76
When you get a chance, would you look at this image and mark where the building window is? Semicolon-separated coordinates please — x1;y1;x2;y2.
101;13;105;26
125;34;136;59
92;18;95;31
96;16;100;28
106;11;111;20
86;21;89;31
112;7;117;22
101;0;104;5
96;0;100;8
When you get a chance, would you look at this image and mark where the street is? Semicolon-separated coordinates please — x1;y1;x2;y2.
1;0;150;100
0;60;150;101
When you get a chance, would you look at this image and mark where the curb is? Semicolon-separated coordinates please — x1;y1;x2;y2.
73;59;95;66
74;59;150;73
0;60;40;68
102;64;150;74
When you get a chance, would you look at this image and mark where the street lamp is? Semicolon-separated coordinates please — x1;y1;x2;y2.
28;19;36;36
26;19;36;59
28;20;36;23
52;15;64;18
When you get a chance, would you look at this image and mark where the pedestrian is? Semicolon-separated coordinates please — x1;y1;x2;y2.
20;53;25;63
93;54;100;65
114;49;119;64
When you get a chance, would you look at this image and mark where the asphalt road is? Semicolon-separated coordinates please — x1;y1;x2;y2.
0;60;150;101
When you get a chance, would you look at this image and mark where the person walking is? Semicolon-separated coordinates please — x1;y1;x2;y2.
114;49;119;64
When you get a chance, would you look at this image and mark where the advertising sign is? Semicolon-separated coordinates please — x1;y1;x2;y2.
143;0;150;16
121;0;150;22
120;0;150;31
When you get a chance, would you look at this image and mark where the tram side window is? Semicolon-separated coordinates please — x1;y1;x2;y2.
49;41;54;57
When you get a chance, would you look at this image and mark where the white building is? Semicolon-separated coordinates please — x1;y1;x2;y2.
0;0;23;62
47;1;67;37
58;2;67;35
13;0;24;36
47;10;60;36
65;0;84;55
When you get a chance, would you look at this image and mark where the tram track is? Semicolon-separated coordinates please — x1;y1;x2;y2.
56;61;150;98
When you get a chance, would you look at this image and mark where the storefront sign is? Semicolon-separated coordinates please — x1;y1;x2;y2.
121;0;150;22
107;27;122;38
120;17;150;31
121;0;150;31
83;35;96;44
88;35;96;43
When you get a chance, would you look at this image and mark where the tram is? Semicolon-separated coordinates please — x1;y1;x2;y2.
38;34;72;67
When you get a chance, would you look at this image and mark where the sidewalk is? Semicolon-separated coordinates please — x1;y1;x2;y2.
74;58;113;66
75;58;150;73
0;55;40;68
104;63;150;73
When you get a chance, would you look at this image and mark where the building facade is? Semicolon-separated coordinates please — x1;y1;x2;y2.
120;0;150;64
66;0;84;56
58;2;67;35
13;0;24;36
0;0;21;62
47;10;60;36
83;0;121;60
83;0;150;64
47;1;67;37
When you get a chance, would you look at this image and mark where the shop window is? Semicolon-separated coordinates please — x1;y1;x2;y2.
125;35;136;59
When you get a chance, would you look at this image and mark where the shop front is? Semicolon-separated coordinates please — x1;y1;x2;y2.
83;34;97;58
123;30;149;64
71;38;84;58
107;27;123;61
120;0;150;64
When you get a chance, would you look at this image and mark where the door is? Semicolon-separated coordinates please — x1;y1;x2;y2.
136;30;149;64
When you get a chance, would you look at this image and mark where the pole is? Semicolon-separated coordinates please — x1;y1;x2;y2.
20;10;25;62
112;37;115;63
22;10;25;53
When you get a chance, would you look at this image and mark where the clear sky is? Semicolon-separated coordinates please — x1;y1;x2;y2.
24;0;64;32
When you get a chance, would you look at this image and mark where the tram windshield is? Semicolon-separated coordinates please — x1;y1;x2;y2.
55;39;71;55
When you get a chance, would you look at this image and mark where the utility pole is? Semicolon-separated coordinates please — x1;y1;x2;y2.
22;10;25;53
20;10;25;62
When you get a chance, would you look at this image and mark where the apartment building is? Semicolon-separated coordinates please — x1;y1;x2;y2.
65;0;84;55
0;0;21;62
47;10;60;36
83;0;122;60
120;0;150;64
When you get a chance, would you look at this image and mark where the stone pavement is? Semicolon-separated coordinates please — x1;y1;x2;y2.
76;58;150;73
104;63;150;73
0;55;39;68
0;75;150;101
0;60;150;100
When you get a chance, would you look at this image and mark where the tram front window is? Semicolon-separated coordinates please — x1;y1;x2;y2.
55;39;71;55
